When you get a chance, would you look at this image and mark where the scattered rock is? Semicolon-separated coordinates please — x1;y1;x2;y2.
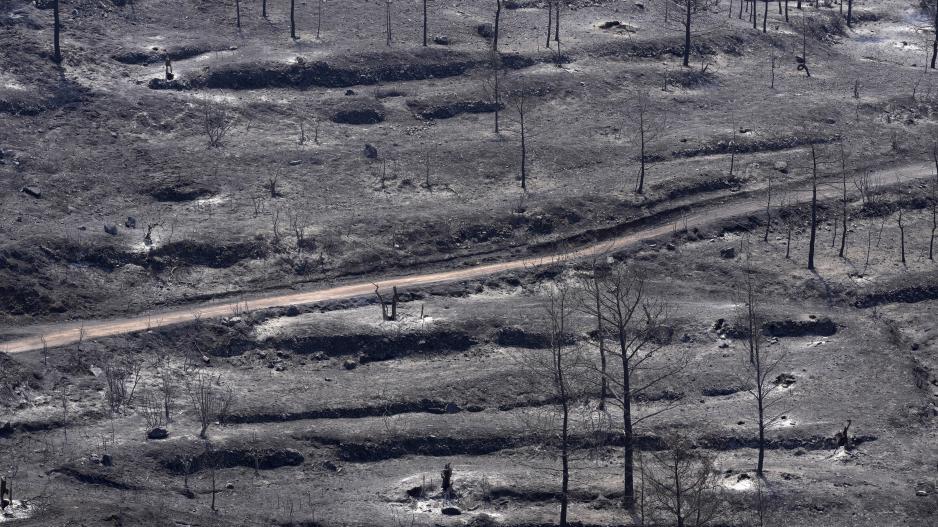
21;186;41;198
321;460;339;472
101;454;113;466
345;89;356;96
773;161;788;173
773;373;797;388
634;2;645;8
363;143;379;159
285;305;301;317
104;223;119;236
720;247;736;259
433;35;450;45
441;506;462;516
225;482;235;490
916;489;928;497
125;216;137;228
343;359;358;370
147;427;169;440
288;159;302;166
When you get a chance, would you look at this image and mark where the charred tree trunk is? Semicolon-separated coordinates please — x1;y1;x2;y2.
290;0;296;38
637;111;646;193
898;209;907;265
236;0;241;28
547;0;553;48
932;0;938;68
847;0;854;28
52;0;62;63
262;0;267;18
520;101;527;191
763;0;769;32
839;144;848;258
423;0;428;46
808;145;818;270
386;0;392;46
494;0;502;52
931;147;937;259
683;0;692;67
554;1;560;42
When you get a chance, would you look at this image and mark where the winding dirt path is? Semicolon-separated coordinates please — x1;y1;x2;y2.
1;160;932;354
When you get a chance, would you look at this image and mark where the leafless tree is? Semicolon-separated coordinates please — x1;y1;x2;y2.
374;284;399;321
931;146;937;260
579;265;685;509
290;0;297;39
645;434;723;527
202;103;235;148
186;371;233;439
633;91;665;194
518;282;586;527
51;0;62;63
317;0;323;38
837;142;849;257
422;0;428;46
580;260;608;410
385;0;392;46
897;206;906;266
235;0;241;28
481;53;503;134
807;144;818;270
262;0;267;18
763;186;773;242
736;256;789;476
667;0;720;67
493;0;502;52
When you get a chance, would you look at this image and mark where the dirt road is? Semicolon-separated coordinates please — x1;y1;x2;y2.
1;160;931;354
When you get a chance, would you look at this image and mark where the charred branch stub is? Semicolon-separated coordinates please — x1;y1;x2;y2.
374;284;399;321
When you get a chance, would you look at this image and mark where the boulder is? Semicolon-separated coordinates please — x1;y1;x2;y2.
125;216;137;229
101;454;113;466
363;144;379;159
433;35;450;45
147;427;169;440
104;223;119;236
720;247;736;259
21;186;41;198
773;161;789;173
441;506;462;516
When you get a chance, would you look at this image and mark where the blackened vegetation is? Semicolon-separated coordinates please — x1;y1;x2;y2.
408;98;503;120
273;326;475;362
112;44;219;65
161;447;304;475
330;105;386;125
670;133;840;159
855;283;938;308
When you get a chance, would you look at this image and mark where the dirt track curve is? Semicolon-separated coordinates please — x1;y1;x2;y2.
1;160;932;354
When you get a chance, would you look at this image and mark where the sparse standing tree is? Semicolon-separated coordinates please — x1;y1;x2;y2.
646;435;723;527
236;0;241;28
554;0;561;43
634;91;663;194
519;283;583;527
186;371;233;439
930;145;937;259
317;0;323;38
262;0;267;18
386;0;392;46
52;0;62;63
807;144;818;270
290;0;297;39
580;261;608;410
546;0;553;48
898;207;907;266
762;0;768;32
493;0;502;52
763;187;773;242
737;258;789;476
580;266;684;510
838;142;849;258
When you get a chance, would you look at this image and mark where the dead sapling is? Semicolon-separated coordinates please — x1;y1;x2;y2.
374;284;400;321
441;463;454;501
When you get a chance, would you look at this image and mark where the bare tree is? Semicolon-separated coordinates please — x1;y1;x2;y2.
838;142;849;258
262;0;267;18
290;0;297;39
374;284;399;321
423;0;428;46
667;0;719;67
898;206;906;266
481;53;503;134
580;261;608;410
763;186;773;242
519;283;585;527
633;91;665;194
807;144;818;270
493;0;502;52
317;0;324;38
52;0;62;63
931;145;937;260
645;434;723;527
186;371;233;439
385;0;392;46
235;0;241;28
580;265;684;510
202;103;235;148
736;257;789;476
